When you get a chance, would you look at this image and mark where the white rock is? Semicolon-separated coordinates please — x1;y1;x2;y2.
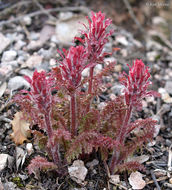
98;102;107;110
22;16;32;25
129;171;146;190
59;12;73;21
82;67;89;77
152;16;167;26
1;61;18;68
26;143;33;155
158;88;172;103
8;76;30;91
146;51;159;62
14;40;26;50
94;64;102;74
109;175;120;185
26;54;43;68
1;50;17;62
0;154;14;171
0;33;10;54
56;15;87;44
116;35;128;46
68;160;88;185
165;81;172;95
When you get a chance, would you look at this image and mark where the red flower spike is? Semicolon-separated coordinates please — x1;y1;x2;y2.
119;59;154;110
77;11;114;64
58;46;88;91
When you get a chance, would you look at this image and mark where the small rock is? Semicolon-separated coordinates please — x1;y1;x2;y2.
146;51;159;62
152;16;167;26
82;68;89;77
0;33;10;54
147;140;156;147
158;88;172;103
26;143;33;155
59;12;73;21
19;69;33;78
8;76;30;91
22;16;32;25
0;154;14;171
26;40;42;50
111;84;125;95
97;102;107;110
1;50;17;62
115;35;128;46
68;160;88;185
104;57;116;65
1;61;18;68
128;171;146;190
94;64;102;74
56;15;87;44
3;182;19;190
26;54;43;68
86;159;99;168
109;175;120;185
14;40;26;50
165;81;172;95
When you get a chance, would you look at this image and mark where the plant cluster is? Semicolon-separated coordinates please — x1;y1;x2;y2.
14;11;158;176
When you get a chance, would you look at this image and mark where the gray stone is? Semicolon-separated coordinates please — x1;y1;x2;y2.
0;154;14;171
1;50;17;62
165;81;172;95
111;84;125;95
56;15;87;45
8;76;30;91
68;160;88;185
0;33;10;54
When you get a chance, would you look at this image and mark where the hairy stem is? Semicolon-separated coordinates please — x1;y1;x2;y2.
70;92;77;137
86;66;94;112
109;105;132;174
45;113;61;165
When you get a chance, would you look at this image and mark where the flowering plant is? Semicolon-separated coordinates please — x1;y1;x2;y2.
14;11;158;176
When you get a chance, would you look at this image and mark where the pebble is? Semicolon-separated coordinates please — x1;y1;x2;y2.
59;11;73;21
56;15;87;44
0;33;10;54
146;51;159;62
22;16;32;25
165;81;172;95
1;50;17;62
115;35;129;46
8;76;30;91
68;160;88;185
111;84;125;95
1;61;18;68
0;154;14;171
25;54;43;68
14;40;26;50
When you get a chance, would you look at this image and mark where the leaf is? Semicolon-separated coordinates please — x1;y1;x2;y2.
27;156;57;178
11;112;30;145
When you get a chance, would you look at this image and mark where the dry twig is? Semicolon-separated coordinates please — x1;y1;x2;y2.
150;170;161;190
0;6;90;27
122;0;145;34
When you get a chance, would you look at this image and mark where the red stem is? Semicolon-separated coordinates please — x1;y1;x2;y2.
109;105;132;174
45;113;61;165
86;66;94;112
70;92;77;137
